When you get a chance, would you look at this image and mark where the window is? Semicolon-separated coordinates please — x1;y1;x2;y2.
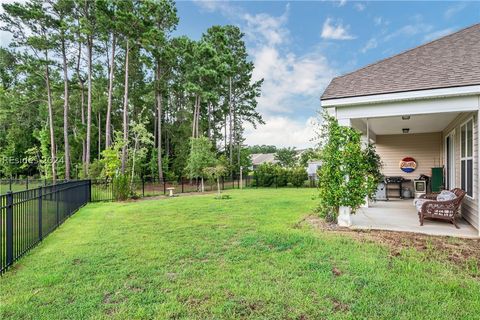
460;119;474;197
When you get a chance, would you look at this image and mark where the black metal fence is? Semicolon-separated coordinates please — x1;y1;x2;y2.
0;180;90;274
90;176;251;202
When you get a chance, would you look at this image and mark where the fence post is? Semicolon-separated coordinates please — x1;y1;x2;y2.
6;191;13;268
55;185;59;226
38;187;43;241
9;178;12;191
88;179;92;202
181;179;184;193
163;178;166;195
275;175;278;189
222;176;225;190
142;177;145;198
26;177;29;190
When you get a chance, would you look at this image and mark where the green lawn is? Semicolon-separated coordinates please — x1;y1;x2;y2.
1;189;479;319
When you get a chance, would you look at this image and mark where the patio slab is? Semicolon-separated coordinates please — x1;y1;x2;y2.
352;199;479;238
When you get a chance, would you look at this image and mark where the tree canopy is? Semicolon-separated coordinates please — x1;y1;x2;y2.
0;0;263;181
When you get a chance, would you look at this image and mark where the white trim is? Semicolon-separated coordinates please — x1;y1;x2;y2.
334;95;479;120
444;129;456;190
321;85;480;107
460;117;475;199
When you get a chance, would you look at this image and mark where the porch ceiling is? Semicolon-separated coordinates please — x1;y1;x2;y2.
360;112;460;135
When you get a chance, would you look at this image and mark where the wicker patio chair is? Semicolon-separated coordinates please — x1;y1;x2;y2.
417;188;466;228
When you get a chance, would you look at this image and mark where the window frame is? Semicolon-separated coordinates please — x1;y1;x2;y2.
460;117;474;199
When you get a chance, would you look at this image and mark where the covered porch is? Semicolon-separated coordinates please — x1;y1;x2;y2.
353;199;479;238
343;107;480;238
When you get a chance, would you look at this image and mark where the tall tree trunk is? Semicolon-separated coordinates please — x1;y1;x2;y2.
196;97;200;138
61;36;70;180
45;51;56;183
229;77;233;177
85;35;93;176
156;64;163;181
192;95;197;138
224;114;227;152
75;39;86;167
105;34;116;148
192;94;201;138
121;39;130;174
98;112;101;160
207;102;211;140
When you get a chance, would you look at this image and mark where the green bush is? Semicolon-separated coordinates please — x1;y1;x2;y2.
252;164;308;188
289;166;308;187
253;163;276;187
317;113;382;223
275;166;289;187
113;174;130;201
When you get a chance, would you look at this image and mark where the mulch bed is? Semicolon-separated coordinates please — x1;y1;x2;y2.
300;215;480;277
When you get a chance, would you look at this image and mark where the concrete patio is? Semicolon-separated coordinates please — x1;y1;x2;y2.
352;200;479;238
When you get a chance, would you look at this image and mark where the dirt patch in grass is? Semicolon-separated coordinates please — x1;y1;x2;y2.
303;215;480;276
331;298;349;312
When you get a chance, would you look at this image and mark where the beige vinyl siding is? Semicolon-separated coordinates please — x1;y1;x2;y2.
442;112;478;230
376;132;442;180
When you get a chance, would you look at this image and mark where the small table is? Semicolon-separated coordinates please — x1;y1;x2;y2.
166;187;175;197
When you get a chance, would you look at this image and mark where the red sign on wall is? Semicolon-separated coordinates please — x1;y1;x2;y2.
399;157;417;173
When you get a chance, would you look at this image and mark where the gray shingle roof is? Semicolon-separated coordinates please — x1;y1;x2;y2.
321;23;480;100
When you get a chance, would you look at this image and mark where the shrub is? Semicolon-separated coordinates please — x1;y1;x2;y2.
253;163;276;187
317;113;382;223
275;166;289;187
113;174;130;201
289;166;308;187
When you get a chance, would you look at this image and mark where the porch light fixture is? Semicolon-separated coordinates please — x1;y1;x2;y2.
402;115;411;120
402;128;410;134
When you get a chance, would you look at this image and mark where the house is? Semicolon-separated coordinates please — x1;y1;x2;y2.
250;153;278;170
321;24;480;237
307;160;322;180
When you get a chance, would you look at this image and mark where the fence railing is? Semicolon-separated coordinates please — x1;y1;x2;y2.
0;180;90;274
90;176;251;202
0;179;67;194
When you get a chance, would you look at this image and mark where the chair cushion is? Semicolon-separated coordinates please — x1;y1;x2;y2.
436;190;457;201
415;199;428;212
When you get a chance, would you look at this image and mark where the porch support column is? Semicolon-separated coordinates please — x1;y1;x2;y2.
337;118;353;227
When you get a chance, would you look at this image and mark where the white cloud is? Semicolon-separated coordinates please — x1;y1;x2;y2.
444;3;467;19
424;28;455;41
354;3;366;11
337;0;347;7
244;116;318;148
243;9;289;47
384;23;433;41
242;8;335;115
321;18;356;40
361;38;377;53
194;2;339;147
373;16;389;27
193;0;238;17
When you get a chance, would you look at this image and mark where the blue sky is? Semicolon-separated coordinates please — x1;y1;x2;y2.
1;1;479;148
176;1;480;148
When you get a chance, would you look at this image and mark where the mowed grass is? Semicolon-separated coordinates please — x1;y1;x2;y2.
1;189;479;319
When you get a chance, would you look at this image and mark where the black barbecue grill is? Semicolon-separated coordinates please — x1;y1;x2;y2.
385;176;411;200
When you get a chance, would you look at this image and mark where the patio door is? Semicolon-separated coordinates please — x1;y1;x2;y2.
445;131;455;189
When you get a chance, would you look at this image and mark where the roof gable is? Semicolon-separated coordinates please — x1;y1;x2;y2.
322;24;480;100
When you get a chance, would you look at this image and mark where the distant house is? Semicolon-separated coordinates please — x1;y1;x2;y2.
307;160;322;180
250;153;278;170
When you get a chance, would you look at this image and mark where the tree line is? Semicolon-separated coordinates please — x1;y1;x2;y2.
0;0;263;182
